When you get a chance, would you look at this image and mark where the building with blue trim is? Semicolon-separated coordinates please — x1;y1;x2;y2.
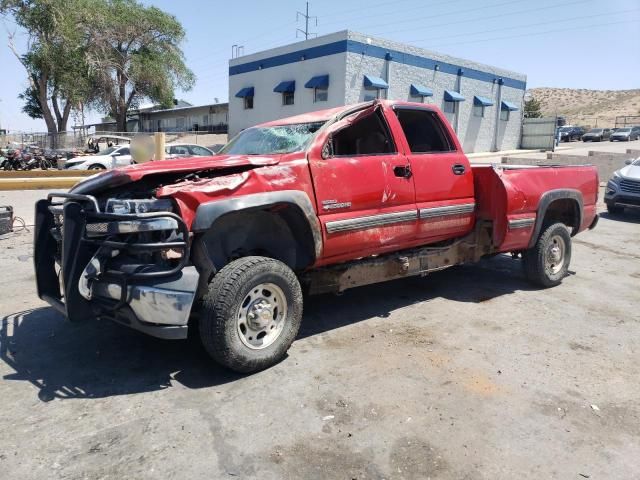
229;30;527;152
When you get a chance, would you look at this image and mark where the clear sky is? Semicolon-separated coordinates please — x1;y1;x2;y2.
1;0;638;131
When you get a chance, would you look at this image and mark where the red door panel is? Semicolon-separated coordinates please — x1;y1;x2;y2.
307;108;417;264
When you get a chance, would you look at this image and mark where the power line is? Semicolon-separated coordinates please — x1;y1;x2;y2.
371;0;589;38
427;18;638;49
404;7;640;45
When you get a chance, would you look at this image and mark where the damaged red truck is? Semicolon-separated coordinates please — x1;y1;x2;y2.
34;100;599;372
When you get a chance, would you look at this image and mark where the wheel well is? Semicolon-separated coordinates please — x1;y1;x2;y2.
542;198;581;233
194;205;316;275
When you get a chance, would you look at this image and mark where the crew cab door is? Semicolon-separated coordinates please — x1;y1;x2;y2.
390;107;475;243
308;105;417;263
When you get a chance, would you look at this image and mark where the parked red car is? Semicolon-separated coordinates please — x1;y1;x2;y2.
35;100;599;372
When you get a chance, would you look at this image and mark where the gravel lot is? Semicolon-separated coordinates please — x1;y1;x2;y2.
0;191;639;479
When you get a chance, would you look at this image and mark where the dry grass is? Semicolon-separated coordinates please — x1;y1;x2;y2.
529;88;640;128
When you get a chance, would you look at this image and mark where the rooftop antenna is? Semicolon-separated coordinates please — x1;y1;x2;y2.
296;2;317;40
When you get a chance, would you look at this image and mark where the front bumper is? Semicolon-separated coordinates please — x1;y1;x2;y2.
34;193;197;339
604;178;640;209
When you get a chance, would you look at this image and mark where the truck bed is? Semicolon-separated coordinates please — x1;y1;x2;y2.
471;164;599;252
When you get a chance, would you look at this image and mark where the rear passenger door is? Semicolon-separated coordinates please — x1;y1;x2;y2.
391;107;476;244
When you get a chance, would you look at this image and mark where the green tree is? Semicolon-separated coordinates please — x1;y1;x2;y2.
2;0;94;141
524;97;543;118
86;0;194;131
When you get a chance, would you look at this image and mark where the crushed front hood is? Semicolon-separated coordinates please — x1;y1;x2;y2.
71;154;280;194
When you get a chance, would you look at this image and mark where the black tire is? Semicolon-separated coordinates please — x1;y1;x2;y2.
88;164;106;170
522;223;572;288
199;256;303;373
606;203;624;214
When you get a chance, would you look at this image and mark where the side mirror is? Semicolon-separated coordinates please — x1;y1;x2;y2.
321;138;333;160
625;159;632;165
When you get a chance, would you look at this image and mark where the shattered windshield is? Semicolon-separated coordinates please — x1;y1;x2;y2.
221;122;326;155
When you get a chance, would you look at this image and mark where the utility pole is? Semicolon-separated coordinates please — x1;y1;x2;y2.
296;2;317;40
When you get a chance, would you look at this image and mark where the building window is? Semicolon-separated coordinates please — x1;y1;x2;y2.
282;91;294;106
443;101;456;114
244;96;254;110
364;90;380;102
176;117;185;129
314;87;328;102
500;109;510;121
202;114;209;126
473;104;485;118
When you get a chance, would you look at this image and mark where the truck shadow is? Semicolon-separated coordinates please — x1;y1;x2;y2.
599;210;640;224
1;255;535;401
299;254;536;338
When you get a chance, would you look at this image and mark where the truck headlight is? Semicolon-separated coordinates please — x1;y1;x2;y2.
106;198;173;214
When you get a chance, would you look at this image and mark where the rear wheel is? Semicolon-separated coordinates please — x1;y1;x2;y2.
523;223;572;288
199;256;303;373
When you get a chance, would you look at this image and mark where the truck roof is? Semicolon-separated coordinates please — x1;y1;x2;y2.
257;100;439;127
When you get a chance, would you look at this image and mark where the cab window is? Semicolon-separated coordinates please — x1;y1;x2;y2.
394;108;455;153
331;110;395;156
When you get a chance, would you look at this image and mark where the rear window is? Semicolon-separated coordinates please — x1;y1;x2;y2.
394;108;454;153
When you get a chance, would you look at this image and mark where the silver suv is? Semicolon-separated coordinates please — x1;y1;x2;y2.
605;157;640;213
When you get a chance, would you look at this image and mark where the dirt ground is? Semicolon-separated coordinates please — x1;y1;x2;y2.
0;192;639;479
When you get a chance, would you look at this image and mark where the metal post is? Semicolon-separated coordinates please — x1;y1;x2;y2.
491;78;503;152
154;132;165;161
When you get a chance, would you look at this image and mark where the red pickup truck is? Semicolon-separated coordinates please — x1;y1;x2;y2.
34;100;599;372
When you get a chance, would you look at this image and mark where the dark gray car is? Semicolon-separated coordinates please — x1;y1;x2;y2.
610;127;640;141
582;128;611;142
604;157;640;213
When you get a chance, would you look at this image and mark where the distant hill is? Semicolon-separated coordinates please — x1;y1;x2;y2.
528;88;640;128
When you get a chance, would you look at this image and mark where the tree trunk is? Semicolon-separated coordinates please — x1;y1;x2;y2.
37;76;59;148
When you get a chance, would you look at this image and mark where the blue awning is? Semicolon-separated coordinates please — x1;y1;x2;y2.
363;75;389;89
473;96;494;107
444;90;465;102
410;84;433;97
235;87;254;98
501;100;519;111
273;80;296;93
305;75;329;89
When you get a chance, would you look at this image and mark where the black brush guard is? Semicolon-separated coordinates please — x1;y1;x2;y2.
34;193;192;339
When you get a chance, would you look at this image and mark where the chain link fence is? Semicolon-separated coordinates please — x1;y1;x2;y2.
0;129;228;152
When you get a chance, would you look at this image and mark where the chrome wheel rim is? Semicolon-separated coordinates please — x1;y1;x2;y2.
237;283;287;350
545;234;566;275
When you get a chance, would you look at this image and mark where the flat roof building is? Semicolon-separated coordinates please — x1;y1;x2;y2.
229;30;526;152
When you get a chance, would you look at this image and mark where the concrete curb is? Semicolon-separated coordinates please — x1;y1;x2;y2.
0;170;94;178
0;177;82;191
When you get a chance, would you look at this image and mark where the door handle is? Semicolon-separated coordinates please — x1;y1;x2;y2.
452;164;466;175
393;165;412;179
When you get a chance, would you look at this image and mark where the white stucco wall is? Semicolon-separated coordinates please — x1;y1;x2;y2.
227;30;527;151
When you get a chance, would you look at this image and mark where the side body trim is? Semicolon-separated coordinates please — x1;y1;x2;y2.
326;210;417;234
508;217;535;229
419;203;475;219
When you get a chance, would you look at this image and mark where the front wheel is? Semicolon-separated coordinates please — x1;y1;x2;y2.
522;223;572;288
199;256;303;373
88;164;106;170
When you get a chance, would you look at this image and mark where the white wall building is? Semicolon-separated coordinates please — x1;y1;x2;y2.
228;30;526;152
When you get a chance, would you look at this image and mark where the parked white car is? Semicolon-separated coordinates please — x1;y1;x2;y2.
64;145;133;170
164;143;214;159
